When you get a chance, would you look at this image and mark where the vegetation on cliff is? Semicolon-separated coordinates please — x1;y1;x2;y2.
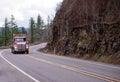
44;0;120;64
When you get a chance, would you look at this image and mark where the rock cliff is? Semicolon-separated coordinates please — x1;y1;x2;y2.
45;0;120;64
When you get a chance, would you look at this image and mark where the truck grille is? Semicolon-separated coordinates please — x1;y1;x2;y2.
18;44;26;50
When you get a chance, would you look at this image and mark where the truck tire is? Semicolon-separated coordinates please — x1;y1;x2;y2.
13;51;16;54
26;50;29;54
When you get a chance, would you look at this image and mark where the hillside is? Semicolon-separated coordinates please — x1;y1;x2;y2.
44;0;120;64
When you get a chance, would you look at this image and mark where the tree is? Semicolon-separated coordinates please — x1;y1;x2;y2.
21;26;27;34
0;15;20;46
37;14;42;29
4;18;8;46
3;18;11;46
8;15;19;37
1;28;5;46
42;15;53;41
29;17;35;43
36;14;44;41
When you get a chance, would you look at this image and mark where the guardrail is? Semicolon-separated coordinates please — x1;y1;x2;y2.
0;46;10;49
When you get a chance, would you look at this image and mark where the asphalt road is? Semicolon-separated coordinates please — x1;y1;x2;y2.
0;43;120;82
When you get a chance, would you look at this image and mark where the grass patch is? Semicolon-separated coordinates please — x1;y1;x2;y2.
82;54;90;59
97;55;120;65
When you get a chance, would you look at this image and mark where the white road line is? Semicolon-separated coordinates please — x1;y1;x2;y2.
0;50;40;82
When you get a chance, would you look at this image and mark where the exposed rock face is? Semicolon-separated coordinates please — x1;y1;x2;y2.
46;0;120;60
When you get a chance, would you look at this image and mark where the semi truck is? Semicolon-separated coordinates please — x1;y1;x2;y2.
11;34;29;54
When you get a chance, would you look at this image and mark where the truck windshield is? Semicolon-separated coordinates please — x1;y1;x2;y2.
14;38;26;42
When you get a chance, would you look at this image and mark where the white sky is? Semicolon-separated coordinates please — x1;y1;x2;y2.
0;0;63;27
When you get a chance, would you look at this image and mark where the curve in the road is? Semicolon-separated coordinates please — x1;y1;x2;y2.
1;43;120;82
27;55;120;82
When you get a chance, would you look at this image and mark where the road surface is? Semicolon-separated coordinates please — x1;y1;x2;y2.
0;43;120;82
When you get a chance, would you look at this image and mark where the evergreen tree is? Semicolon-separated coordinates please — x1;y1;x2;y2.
0;15;20;46
21;26;27;34
29;17;35;43
4;18;7;46
1;28;5;46
9;15;19;37
3;18;11;46
36;15;44;41
37;14;42;29
36;14;43;41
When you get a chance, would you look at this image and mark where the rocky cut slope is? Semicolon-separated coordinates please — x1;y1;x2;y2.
46;0;120;64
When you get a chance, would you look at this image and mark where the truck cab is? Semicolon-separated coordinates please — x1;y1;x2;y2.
11;34;29;54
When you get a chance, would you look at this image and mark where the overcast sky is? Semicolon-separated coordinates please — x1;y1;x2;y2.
0;0;63;27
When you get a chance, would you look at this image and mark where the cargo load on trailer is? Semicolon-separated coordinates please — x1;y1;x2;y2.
11;34;29;54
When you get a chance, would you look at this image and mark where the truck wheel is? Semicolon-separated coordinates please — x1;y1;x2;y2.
13;51;15;54
26;51;29;54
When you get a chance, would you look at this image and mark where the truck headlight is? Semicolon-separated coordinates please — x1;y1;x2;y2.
26;45;29;48
14;45;17;49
